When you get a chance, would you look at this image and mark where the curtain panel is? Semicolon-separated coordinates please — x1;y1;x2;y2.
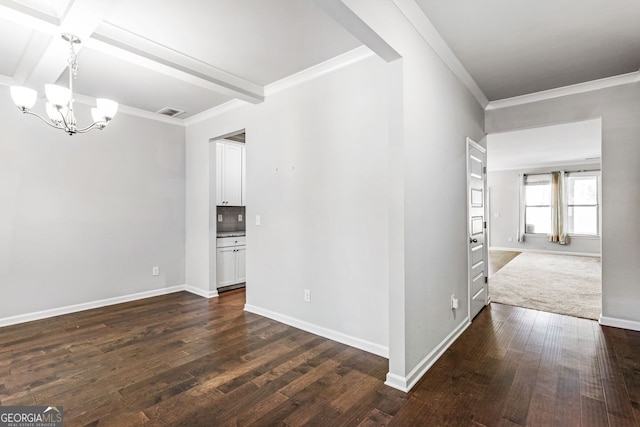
548;171;570;245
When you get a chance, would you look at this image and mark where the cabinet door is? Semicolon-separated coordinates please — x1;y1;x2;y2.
215;143;223;206
216;247;236;288
223;144;243;206
235;246;246;284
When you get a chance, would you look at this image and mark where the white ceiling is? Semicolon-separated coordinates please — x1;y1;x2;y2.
1;1;638;121
415;0;640;101
0;0;362;120
487;119;602;171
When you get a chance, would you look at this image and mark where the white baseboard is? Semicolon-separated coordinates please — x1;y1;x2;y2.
599;315;640;332
185;286;219;299
384;318;470;392
244;304;389;358
0;285;187;328
490;246;601;257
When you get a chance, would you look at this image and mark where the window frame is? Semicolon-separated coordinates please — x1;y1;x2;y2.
566;171;601;237
523;174;552;236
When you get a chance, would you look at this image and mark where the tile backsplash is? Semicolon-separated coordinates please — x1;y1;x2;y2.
216;206;246;232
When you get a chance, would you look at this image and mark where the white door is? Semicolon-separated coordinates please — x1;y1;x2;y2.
236;246;246;283
216;247;236;287
222;144;243;206
467;137;488;320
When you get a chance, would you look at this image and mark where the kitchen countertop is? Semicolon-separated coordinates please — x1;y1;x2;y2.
217;231;246;238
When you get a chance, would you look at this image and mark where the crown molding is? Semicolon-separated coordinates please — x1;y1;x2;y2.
73;93;185;126
264;45;375;96
184;45;375;126
391;0;489;108
486;71;640;111
183;99;248;126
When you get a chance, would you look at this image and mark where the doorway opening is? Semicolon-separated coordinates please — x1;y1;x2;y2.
210;130;247;296
485;118;602;320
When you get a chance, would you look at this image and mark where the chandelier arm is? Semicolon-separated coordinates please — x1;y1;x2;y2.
22;110;65;130
75;121;106;133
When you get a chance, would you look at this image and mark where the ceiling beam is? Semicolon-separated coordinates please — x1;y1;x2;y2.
87;23;264;104
19;0;119;90
312;0;400;62
0;0;264;103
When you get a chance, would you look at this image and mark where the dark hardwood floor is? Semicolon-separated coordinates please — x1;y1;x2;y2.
1;289;638;426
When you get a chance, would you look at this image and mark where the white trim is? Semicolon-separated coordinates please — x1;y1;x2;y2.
0;74;15;86
487;158;601;173
391;0;489;108
486;71;639;111
264;46;374;96
489;246;600;258
185;46;375;126
0;285;186;328
73;93;185;126
599;315;640;332
185;285;219;299
385;318;470;392
183;99;248;126
244;304;388;358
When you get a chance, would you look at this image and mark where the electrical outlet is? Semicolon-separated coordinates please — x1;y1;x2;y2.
218;214;223;222
304;289;311;303
238;214;243;222
152;266;159;276
256;215;261;226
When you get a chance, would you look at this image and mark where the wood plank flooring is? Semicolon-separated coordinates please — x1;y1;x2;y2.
1;289;639;426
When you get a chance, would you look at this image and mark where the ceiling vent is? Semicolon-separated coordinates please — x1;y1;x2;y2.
156;107;185;118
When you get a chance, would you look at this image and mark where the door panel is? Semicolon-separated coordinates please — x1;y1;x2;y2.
216;247;236;288
468;139;487;320
236;246;246;283
223;144;243;206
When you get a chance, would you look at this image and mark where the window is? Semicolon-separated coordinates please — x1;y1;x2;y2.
522;171;600;236
567;173;599;235
524;175;551;234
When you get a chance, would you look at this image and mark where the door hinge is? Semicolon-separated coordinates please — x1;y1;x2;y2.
483;166;486;174
484;221;487;229
485;276;488;284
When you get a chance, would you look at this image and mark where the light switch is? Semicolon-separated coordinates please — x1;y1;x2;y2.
255;215;261;226
218;214;223;222
238;214;243;222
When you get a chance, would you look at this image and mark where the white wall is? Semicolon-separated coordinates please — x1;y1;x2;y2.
323;0;486;390
486;83;640;329
185;55;391;355
488;164;601;255
0;89;186;322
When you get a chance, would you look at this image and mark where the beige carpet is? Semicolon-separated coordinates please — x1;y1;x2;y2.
489;252;601;320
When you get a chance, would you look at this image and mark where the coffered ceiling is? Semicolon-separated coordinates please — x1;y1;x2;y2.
1;0;639;121
0;0;362;120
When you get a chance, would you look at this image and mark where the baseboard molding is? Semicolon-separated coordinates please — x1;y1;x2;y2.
384;317;470;392
490;246;601;258
0;285;187;328
244;304;389;358
599;315;640;332
185;285;219;299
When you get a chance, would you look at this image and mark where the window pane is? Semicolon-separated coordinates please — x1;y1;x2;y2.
525;183;551;206
568;176;597;205
568;206;598;235
525;207;551;234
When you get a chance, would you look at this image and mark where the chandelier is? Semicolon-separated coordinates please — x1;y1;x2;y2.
9;33;118;135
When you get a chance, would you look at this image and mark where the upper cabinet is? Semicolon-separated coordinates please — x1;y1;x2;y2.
216;141;245;206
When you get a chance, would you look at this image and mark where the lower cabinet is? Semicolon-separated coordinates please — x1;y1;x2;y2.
216;236;246;288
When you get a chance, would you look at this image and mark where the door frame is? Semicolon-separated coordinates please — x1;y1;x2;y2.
466;137;489;320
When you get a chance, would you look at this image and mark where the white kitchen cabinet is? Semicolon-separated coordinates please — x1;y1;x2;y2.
216;141;244;206
216;236;246;288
